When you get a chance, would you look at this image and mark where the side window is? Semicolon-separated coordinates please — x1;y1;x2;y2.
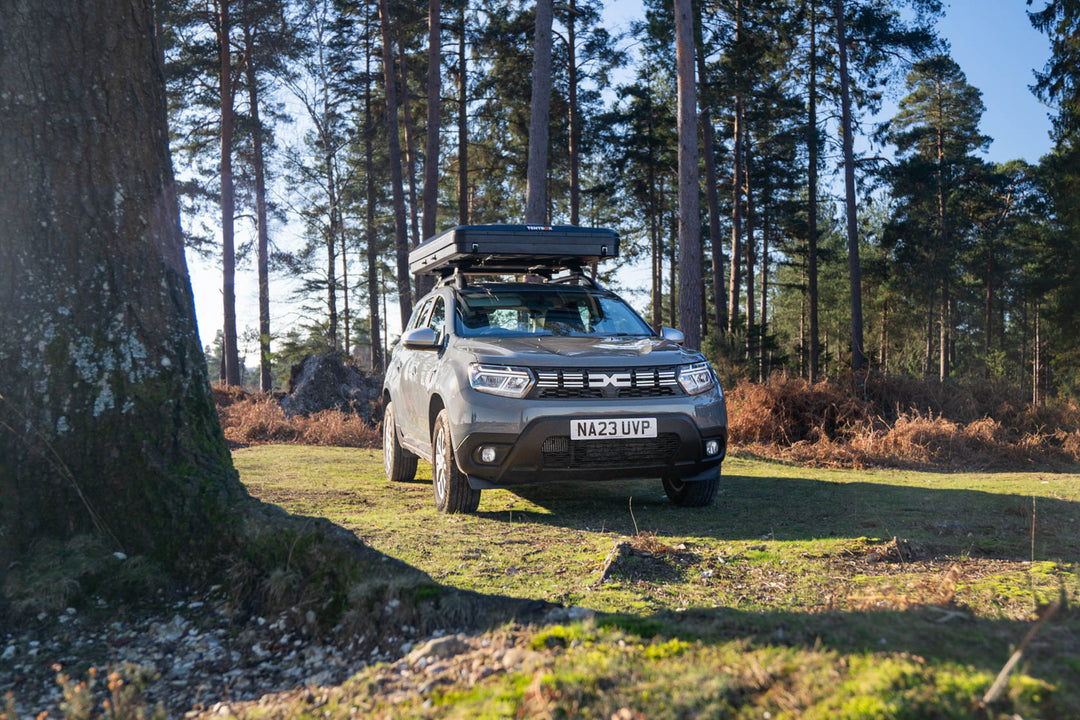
409;299;433;331
428;297;446;339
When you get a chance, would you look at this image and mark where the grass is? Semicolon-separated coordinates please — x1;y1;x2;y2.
229;445;1080;718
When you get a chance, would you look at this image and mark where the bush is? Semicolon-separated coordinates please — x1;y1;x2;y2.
214;386;380;448
727;373;1080;470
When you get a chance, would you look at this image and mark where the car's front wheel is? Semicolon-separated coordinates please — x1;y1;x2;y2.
383;401;418;482
662;471;719;507
432;410;481;514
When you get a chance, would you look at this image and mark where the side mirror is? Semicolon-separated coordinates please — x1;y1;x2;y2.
660;327;685;345
402;326;441;350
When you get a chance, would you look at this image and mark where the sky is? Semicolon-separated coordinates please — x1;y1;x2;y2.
186;0;1057;367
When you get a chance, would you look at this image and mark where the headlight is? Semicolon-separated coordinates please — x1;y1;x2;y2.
468;364;534;398
678;362;715;395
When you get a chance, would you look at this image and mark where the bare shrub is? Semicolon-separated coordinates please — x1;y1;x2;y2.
214;386;380;448
727;375;1080;470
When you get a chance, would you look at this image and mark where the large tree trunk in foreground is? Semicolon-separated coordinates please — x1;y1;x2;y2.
0;0;245;570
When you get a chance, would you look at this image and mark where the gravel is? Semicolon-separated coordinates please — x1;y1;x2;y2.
1;591;407;718
2;595;591;718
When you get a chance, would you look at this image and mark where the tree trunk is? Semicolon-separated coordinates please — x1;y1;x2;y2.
220;0;241;386
568;0;580;225
365;6;383;372
378;0;413;328
423;0;441;240
806;0;820;382
242;18;273;392
833;0;865;373
457;4;469;226
693;0;726;334
674;0;702;350
669;213;677;329
923;284;935;378
0;0;246;569
728;0;743;337
759;173;771;381
653;174;665;330
525;0;554;224
1033;301;1041;406
399;40;421;251
744;128;755;361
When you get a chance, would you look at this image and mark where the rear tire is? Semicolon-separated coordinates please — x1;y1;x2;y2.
383;401;417;482
662;471;719;507
432;410;481;514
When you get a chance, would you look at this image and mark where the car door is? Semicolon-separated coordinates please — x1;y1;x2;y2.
394;297;432;445
411;295;448;444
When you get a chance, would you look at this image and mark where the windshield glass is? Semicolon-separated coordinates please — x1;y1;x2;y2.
455;287;654;338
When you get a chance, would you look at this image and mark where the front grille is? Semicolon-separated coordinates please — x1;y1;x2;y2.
541;433;681;468
537;387;604;399
532;367;681;399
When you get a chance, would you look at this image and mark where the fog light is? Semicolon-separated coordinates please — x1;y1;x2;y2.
705;440;720;457
480;446;497;464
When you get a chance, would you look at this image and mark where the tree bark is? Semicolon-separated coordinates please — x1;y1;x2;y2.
567;0;580;225
423;0;442;241
378;0;413;328
744;128;756;361
399;40;421;251
242;16;273;391
0;0;246;568
833;0;865;374
674;0;702;349
727;0;743;338
806;0;820;382
220;0;241;385
457;4;469;226
365;5;383;372
693;0;726;334
525;0;554;224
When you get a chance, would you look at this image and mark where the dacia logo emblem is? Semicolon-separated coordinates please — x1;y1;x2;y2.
588;371;632;388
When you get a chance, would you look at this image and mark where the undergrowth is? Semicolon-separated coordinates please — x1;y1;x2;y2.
213;386;379;447
727;374;1080;469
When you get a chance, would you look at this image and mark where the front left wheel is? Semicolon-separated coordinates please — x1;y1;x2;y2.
432;410;481;514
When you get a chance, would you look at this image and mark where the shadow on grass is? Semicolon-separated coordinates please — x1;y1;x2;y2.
478;472;1080;563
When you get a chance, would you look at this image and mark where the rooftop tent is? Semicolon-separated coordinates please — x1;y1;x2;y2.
409;224;619;277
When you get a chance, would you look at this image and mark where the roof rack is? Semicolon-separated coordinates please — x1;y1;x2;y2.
410;224;619;278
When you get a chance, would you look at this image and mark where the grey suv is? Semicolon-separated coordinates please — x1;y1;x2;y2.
381;225;727;513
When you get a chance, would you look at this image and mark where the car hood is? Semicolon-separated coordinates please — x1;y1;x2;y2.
455;335;702;367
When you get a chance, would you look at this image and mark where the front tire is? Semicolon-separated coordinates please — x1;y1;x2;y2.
662;471;719;507
432;410;481;514
383;401;418;482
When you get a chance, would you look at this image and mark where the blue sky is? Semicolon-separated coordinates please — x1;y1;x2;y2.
603;0;1055;163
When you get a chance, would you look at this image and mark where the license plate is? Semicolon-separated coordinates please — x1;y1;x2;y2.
570;417;658;440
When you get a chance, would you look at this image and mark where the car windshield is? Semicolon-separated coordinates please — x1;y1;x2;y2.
455;287;654;338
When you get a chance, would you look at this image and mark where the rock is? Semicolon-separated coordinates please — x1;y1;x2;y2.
279;353;382;421
408;635;467;664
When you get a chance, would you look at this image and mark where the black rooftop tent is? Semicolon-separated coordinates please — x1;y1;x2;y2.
409;224;620;278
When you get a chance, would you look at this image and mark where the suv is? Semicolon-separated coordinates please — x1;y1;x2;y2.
381;225;727;513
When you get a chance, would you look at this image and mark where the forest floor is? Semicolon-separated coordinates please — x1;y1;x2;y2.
227;447;1079;718
5;447;1078;718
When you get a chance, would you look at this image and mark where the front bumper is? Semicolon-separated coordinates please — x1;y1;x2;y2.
456;412;727;489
